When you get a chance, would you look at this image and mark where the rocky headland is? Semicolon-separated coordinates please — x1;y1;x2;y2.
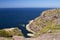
1;9;60;40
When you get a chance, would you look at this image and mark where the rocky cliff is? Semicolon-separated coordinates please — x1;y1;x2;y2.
26;9;60;37
1;9;60;40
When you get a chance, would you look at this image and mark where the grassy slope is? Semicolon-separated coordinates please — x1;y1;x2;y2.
0;28;23;37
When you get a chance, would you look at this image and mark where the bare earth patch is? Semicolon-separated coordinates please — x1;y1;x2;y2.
13;33;60;40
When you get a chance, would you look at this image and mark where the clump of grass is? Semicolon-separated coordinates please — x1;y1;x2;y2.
53;25;60;30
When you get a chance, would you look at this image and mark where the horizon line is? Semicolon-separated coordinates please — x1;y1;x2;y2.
0;7;60;8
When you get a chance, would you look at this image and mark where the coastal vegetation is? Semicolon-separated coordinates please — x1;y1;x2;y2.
1;9;60;40
26;9;60;37
0;27;23;37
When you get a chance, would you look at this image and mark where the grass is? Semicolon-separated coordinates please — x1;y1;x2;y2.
34;20;60;37
53;25;60;30
0;30;12;37
0;28;23;37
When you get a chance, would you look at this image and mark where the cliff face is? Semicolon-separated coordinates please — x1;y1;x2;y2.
26;9;60;37
1;9;60;40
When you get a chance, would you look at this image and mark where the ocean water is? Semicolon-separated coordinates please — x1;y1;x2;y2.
0;8;51;37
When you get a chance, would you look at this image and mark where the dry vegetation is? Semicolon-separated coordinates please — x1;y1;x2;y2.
26;9;60;37
0;27;23;40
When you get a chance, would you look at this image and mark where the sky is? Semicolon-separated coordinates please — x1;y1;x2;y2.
0;0;60;8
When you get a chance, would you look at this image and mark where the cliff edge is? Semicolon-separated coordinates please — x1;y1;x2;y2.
26;9;60;37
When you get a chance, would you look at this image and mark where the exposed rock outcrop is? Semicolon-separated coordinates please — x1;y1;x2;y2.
26;9;60;37
1;9;60;40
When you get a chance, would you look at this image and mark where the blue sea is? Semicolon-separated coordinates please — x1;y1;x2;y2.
0;8;52;37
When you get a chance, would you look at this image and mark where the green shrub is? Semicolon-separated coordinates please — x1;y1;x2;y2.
0;30;12;37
